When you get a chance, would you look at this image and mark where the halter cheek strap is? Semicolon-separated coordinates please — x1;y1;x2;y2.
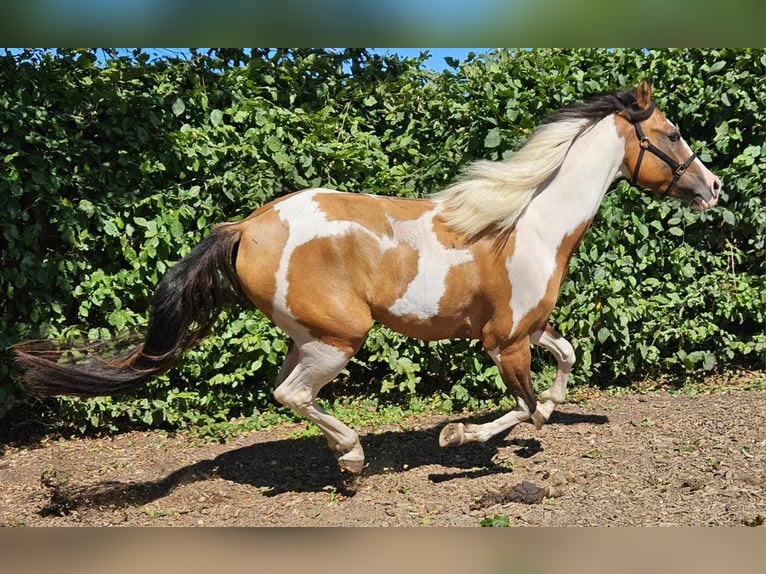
629;119;697;195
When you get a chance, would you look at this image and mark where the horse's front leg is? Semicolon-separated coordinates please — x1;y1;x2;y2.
531;324;575;414
439;337;541;446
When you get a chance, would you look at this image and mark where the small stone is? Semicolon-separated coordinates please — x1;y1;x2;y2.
547;469;568;498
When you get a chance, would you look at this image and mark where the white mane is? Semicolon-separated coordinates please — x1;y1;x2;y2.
434;117;593;237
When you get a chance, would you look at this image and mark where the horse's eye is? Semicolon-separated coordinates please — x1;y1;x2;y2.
668;131;681;142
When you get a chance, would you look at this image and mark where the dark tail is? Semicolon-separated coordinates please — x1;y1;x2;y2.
13;224;245;397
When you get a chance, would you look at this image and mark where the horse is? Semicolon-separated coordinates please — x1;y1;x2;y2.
14;80;720;476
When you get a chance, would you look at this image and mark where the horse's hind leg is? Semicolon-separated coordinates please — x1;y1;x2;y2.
275;343;299;386
273;337;366;474
440;338;539;446
531;324;575;420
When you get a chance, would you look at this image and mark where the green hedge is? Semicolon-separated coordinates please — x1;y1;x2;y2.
2;48;764;431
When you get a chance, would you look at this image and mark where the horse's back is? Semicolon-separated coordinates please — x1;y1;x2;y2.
232;190;434;336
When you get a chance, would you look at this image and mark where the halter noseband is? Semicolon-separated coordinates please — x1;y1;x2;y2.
627;104;696;195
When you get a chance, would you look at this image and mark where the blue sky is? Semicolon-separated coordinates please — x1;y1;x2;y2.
372;48;490;71
148;48;493;72
11;48;491;73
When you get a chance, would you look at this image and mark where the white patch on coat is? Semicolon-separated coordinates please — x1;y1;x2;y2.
387;204;473;320
507;118;626;336
272;188;396;317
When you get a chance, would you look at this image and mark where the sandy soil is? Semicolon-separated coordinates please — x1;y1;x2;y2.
1;386;764;527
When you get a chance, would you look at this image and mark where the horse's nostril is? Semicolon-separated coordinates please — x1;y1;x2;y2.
713;178;721;192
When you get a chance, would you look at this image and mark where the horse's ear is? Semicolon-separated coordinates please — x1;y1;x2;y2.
636;80;653;109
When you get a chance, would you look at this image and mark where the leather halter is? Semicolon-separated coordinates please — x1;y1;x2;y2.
628;107;697;195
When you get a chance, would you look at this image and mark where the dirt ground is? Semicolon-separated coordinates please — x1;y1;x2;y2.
1;383;764;527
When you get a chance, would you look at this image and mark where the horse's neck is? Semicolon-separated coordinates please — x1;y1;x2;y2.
513;117;625;253
503;117;625;338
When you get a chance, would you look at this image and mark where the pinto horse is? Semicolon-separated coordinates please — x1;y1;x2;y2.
15;81;720;475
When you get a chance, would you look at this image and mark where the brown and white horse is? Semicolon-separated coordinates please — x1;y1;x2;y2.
15;81;720;475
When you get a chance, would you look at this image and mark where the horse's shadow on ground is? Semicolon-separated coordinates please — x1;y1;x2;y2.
39;409;607;515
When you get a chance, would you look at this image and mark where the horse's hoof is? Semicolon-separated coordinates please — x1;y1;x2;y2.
336;446;365;475
530;410;546;430
439;422;466;447
338;457;364;475
539;389;565;404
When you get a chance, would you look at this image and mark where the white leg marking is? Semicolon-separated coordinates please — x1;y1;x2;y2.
439;398;533;447
464;397;533;443
535;399;556;422
273;339;365;473
274;345;299;386
531;328;575;405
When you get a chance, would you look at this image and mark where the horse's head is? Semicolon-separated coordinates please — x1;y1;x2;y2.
617;80;720;210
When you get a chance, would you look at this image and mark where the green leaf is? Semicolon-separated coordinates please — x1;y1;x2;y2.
172;98;186;116
708;60;726;73
480;515;510;527
265;136;282;152
484;128;502;148
210;109;224;127
103;220;119;237
169;218;184;240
